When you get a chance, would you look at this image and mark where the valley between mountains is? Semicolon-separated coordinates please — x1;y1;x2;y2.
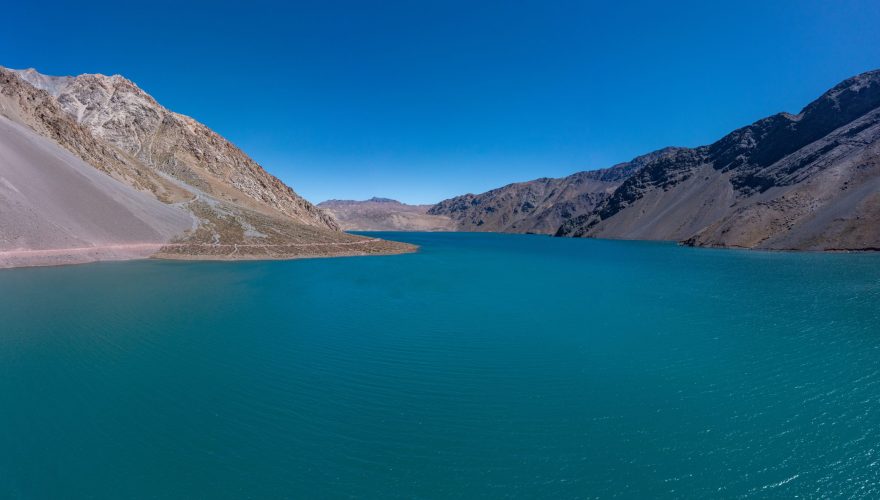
336;69;880;251
2;67;879;269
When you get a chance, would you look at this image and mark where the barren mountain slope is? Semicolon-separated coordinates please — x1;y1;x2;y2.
318;198;455;231
0;67;415;265
557;69;880;251
12;68;337;229
428;150;672;233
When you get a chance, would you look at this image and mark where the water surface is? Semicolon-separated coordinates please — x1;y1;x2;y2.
2;233;879;498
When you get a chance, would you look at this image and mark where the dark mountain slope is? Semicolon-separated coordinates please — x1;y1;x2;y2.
557;69;880;251
428;149;678;233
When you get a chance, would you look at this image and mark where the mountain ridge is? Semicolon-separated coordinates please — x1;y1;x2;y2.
427;147;682;233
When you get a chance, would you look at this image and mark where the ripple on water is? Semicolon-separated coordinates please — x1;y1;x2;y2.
1;233;879;498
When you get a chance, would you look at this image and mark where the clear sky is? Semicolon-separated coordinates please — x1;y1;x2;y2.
3;0;879;204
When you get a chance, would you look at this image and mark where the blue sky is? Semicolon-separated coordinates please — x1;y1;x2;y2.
3;0;879;204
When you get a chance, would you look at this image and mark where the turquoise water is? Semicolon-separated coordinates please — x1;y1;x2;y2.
2;232;880;498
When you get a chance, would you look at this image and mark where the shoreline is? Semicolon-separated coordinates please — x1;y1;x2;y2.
0;239;418;270
352;230;880;253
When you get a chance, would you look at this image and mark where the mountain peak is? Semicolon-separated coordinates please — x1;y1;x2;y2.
8;67;149;103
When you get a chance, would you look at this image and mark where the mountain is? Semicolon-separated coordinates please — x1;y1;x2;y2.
11;67;337;229
318;198;455;231
557;69;880;251
427;151;666;233
0;67;413;267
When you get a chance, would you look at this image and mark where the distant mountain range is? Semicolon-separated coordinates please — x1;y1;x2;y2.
427;151;661;233
318;198;454;231
429;69;880;251
0;67;412;267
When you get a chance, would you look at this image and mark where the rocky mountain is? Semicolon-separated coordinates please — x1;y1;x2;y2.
557;69;880;251
427;151;679;233
0;67;413;267
318;198;455;231
11;68;336;229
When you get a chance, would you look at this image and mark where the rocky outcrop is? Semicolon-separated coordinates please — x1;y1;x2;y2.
557;69;880;251
0;68;187;201
318;197;455;231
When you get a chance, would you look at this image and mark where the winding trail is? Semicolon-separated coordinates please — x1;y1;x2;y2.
0;243;167;259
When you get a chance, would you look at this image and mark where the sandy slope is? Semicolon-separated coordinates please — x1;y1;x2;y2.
0;115;194;267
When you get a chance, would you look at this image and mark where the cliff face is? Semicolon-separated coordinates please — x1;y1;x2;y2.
427;152;670;234
318;198;455;231
0;67;414;267
557;69;880;251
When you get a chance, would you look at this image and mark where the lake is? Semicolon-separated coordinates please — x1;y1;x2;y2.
1;232;879;498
